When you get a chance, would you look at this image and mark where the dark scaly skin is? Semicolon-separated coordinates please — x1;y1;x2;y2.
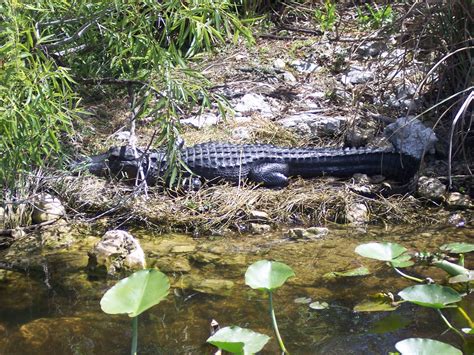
81;142;420;187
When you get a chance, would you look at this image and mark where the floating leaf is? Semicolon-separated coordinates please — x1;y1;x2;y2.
100;269;170;317
355;243;407;261
433;260;470;277
245;260;295;291
354;293;398;312
207;326;270;354
390;254;414;268
462;328;474;334
323;266;370;280
449;270;474;283
398;285;461;309
309;301;329;310
395;338;462;355
370;313;411;334
440;243;474;254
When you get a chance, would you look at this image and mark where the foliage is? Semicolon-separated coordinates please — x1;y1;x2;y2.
355;241;474;353
0;1;80;192
101;269;170;355
356;3;394;29
314;0;337;32
0;0;254;196
207;326;270;354
245;260;294;354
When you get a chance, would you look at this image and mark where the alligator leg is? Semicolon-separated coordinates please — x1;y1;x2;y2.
248;163;290;187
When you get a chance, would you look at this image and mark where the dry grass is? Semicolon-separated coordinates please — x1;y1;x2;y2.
48;173;436;233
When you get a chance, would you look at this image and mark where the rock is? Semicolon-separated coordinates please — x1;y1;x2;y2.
170;245;196;253
234;93;273;117
31;193;65;224
112;130;131;141
384;117;437;160
0;206;4;227
345;127;374;147
287;227;328;240
248;210;270;222
341;67;374;85
273;58;286;69
278;112;348;137
87;230;146;276
150;256;191;273
417;176;446;201
177;275;234;295
282;71;297;83
181;112;221;129
249;223;271;234
190;251;221;264
291;59;318;73
446;193;472;209
231;126;252;141
354;42;387;58
447;213;467;227
345;202;369;225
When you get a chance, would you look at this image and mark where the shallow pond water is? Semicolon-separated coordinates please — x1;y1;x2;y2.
0;224;472;354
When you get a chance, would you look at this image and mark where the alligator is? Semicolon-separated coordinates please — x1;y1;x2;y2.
80;142;420;188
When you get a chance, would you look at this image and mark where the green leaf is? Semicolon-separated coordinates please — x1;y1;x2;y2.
433;260;470;277
390;254;414;268
398;285;461;309
207;326;270;354
440;243;474;254
354;293;398;312
462;328;474;334
355;242;407;261
395;338;462;355
323;266;371;280
309;301;329;310
100;269;170;317
245;260;295;291
449;270;474;283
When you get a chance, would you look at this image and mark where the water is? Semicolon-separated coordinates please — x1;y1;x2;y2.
0;224;472;354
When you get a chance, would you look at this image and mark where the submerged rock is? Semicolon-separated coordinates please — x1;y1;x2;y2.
177;275;234;295
87;230;146;276
249;223;271;234
150;256;191;273
287;227;328;240
31;193;65;224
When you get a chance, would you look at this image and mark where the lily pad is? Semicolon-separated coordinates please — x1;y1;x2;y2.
398;285;461;309
395;338;462;355
449;270;474;283
462;328;474;334
440;242;474;254
207;326;270;354
309;301;329;310
294;297;312;304
323;266;370;279
433;260;470;277
355;242;407;261
390;254;414;268
245;260;295;291
354;293;398;312
100;269;170;317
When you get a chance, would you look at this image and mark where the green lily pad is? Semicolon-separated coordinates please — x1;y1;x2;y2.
207;326;270;354
355;242;407;262
462;328;474;334
398;285;461;309
323;266;371;280
309;301;329;310
395;338;462;355
433;260;470;277
440;242;474;254
449;270;474;283
245;260;295;291
100;269;170;317
354;293;398;312
390;254;414;268
370;313;411;334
